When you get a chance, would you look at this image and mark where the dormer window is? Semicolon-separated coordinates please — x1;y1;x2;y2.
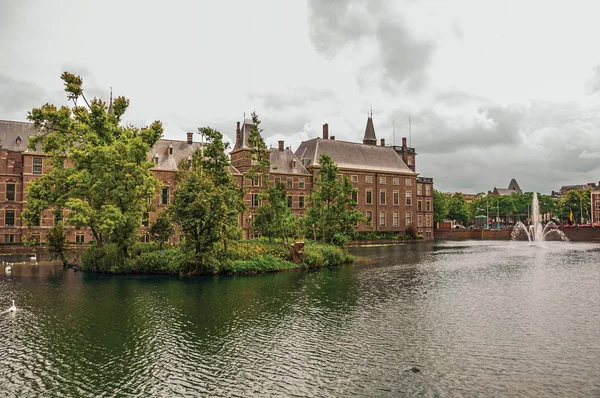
15;136;21;145
168;143;174;155
153;154;159;165
186;154;192;167
291;159;297;169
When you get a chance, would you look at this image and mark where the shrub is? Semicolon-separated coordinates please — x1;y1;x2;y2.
302;243;355;268
406;224;418;239
222;254;295;274
81;243;128;273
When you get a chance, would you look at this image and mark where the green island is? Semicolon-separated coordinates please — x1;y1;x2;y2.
25;72;366;275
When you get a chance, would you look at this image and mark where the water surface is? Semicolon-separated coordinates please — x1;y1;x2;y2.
1;241;599;396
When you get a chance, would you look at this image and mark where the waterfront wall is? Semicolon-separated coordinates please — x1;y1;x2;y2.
435;228;600;242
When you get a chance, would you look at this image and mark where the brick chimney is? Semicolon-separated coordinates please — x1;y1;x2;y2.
381;138;385;146
402;137;407;147
323;123;329;139
278;140;284;151
330;136;335;140
187;132;193;144
235;121;241;148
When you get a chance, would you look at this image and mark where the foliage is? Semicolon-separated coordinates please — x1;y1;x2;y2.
304;154;364;245
301;242;355;268
252;183;298;252
433;189;449;224
81;243;128;273
46;221;69;266
557;188;591;223
229;238;290;261
24;72;161;256
222;255;294;274
447;193;469;226
171;127;245;273
149;209;174;249
406;224;418;239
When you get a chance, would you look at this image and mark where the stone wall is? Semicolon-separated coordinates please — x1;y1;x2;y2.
435;227;600;242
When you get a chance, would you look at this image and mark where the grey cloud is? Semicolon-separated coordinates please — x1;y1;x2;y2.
248;88;337;111
307;0;435;91
586;64;600;94
0;75;64;120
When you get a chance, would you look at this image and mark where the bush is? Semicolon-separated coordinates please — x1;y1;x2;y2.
406;224;418;240
127;249;193;274
81;243;128;273
302;243;355;268
222;254;296;274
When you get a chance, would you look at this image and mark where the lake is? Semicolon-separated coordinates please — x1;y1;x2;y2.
1;241;599;396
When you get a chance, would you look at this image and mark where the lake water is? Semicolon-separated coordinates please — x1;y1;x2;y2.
1;241;599;397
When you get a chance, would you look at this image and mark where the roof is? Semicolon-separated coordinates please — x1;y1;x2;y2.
507;178;521;192
149;139;204;170
493;188;519;196
363;116;377;144
0;120;34;152
269;147;310;175
233;119;256;150
295;138;415;174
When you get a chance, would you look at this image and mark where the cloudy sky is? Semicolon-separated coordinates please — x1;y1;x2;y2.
2;0;600;194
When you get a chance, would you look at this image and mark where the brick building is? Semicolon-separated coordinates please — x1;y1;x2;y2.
0;114;434;243
591;185;600;225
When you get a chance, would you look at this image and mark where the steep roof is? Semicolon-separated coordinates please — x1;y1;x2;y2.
269;147;310;175
0;120;34;152
507;178;522;193
148;139;204;170
363;116;377;145
295;138;415;174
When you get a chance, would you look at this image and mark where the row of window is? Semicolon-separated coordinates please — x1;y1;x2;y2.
2;233;85;244
361;189;431;209
250;194;306;209
2;210;63;227
248;176;307;189
364;212;432;227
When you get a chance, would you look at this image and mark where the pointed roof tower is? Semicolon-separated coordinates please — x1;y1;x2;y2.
363;112;377;146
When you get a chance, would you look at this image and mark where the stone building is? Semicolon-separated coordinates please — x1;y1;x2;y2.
491;178;522;195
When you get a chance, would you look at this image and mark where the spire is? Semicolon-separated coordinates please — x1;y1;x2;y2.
363;113;377;145
108;86;113;114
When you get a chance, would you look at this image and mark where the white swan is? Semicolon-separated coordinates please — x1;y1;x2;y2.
8;300;16;312
4;265;11;273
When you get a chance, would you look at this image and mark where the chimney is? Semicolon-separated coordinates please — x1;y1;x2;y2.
330;136;335;140
278;140;284;151
236;121;241;148
402;137;407;147
323;123;329;139
187;132;193;145
381;138;385;146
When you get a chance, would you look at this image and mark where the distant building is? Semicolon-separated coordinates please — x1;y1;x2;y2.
491;178;522;196
551;182;597;199
443;192;479;204
591;185;600;225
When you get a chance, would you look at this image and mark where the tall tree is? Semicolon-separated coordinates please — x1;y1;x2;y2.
171;127;245;273
433;189;449;224
447;193;469;226
305;154;363;245
24;72;162;254
149;209;174;250
252;181;298;251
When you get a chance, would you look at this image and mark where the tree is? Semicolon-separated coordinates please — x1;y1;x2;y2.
149;209;174;250
305;154;363;245
252;182;298;252
558;189;591;224
433;189;449;225
171;127;245;273
24;72;162;255
447;193;469;226
46;221;69;267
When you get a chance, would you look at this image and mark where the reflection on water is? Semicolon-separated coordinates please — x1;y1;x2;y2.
1;241;599;396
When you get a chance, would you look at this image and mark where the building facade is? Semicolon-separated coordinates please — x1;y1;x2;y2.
0;115;435;243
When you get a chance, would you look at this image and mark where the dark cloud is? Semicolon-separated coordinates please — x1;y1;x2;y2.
0;75;63;121
307;0;435;91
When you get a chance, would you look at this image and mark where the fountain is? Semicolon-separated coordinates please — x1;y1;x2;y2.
511;193;569;242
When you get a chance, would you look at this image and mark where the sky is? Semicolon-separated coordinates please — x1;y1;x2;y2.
1;0;600;194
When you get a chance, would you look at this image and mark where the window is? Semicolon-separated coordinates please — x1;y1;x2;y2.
426;215;431;227
380;177;386;184
142;212;149;227
418;215;423;227
366;211;373;226
146;195;151;204
406;192;412;206
351;175;358;183
417;200;422;211
352;190;358;205
380;190;386;205
253;177;260;187
76;233;85;244
287;177;293;189
161;187;169;205
54;212;62;226
287;195;293;208
426;230;432;238
393;212;399;227
379;211;386;226
425;185;431;196
4;234;14;243
407;156;413;166
426;201;431;212
417;184;422;195
366;176;373;183
366;189;373;205
299;177;305;189
393;191;399;206
274;176;281;186
251;193;259;207
32;213;41;227
299;196;305;209
5;210;14;226
33;157;43;174
405;178;412;186
393;178;399;185
406;212;412;226
6;183;15;201
596;201;600;210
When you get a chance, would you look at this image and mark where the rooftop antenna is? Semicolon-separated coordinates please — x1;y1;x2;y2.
409;114;412;147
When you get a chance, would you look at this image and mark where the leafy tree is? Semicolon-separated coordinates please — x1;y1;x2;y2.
447;193;469;226
171;127;245;273
24;72;162;255
149;209;174;250
558;189;591;223
46;221;69;267
245;111;270;185
305;154;363;245
433;189;449;224
252;182;298;251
